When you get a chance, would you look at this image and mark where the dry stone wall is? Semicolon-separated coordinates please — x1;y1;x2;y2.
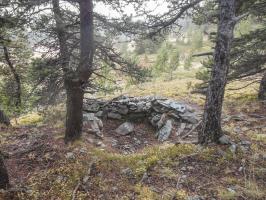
83;96;199;142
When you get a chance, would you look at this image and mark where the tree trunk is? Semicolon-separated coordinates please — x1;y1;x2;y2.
64;79;84;143
64;0;94;142
0;153;9;189
0;109;10;126
52;0;94;143
199;0;236;144
78;0;94;82
258;72;266;100
3;46;21;109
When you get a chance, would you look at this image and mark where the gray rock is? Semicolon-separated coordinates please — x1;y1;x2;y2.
140;172;148;183
179;112;198;124
239;145;250;152
179;174;187;183
157;114;167;129
218;148;226;156
152;105;169;113
229;143;237;154
150;114;161;127
169;112;181;119
227;187;236;193
153;99;187;113
111;139;118;147
96;141;106;148
95;111;103;117
181;167;186;171
239;140;251;146
85;103;100;112
115;122;134;135
107;112;122;120
135;102;149;112
128;102;138;111
80;147;87;154
219;135;232;145
83;114;103;138
82;175;90;183
65;152;75;160
83;113;96;121
187;166;194;170
123;144;133;150
121;168;133;177
134;139;141;145
176;123;186;136
83;113;103;127
56;175;68;183
233;127;242;134
157;120;173;142
187;195;204;200
116;105;129;115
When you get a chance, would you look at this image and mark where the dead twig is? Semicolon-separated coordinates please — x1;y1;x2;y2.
176;153;200;162
248;114;266;119
71;181;81;200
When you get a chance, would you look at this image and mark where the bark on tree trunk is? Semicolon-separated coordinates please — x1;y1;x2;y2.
199;0;236;144
0;153;9;189
0;109;10;126
52;0;94;143
64;0;94;142
64;80;84;143
3;46;21;109
258;72;266;100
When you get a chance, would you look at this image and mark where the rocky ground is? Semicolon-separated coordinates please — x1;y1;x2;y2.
0;97;265;200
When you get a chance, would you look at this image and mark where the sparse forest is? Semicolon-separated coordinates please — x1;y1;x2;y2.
0;0;265;199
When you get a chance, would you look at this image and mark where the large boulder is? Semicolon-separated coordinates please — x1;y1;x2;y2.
115;122;134;135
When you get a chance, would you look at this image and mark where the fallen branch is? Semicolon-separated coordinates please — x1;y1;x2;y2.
71;181;81;200
245;125;266;132
11;144;44;157
180;120;202;139
192;52;213;57
175;140;199;145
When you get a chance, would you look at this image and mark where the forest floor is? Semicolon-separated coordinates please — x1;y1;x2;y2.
0;70;265;200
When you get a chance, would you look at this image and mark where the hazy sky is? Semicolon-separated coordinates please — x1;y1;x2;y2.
94;1;169;18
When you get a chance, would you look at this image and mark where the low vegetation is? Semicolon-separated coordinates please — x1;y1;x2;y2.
1;70;265;199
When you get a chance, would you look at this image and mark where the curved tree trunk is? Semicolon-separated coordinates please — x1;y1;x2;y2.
199;0;237;144
0;153;9;190
258;72;266;100
3;46;21;109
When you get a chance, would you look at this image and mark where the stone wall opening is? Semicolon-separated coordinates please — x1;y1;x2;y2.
82;96;200;152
